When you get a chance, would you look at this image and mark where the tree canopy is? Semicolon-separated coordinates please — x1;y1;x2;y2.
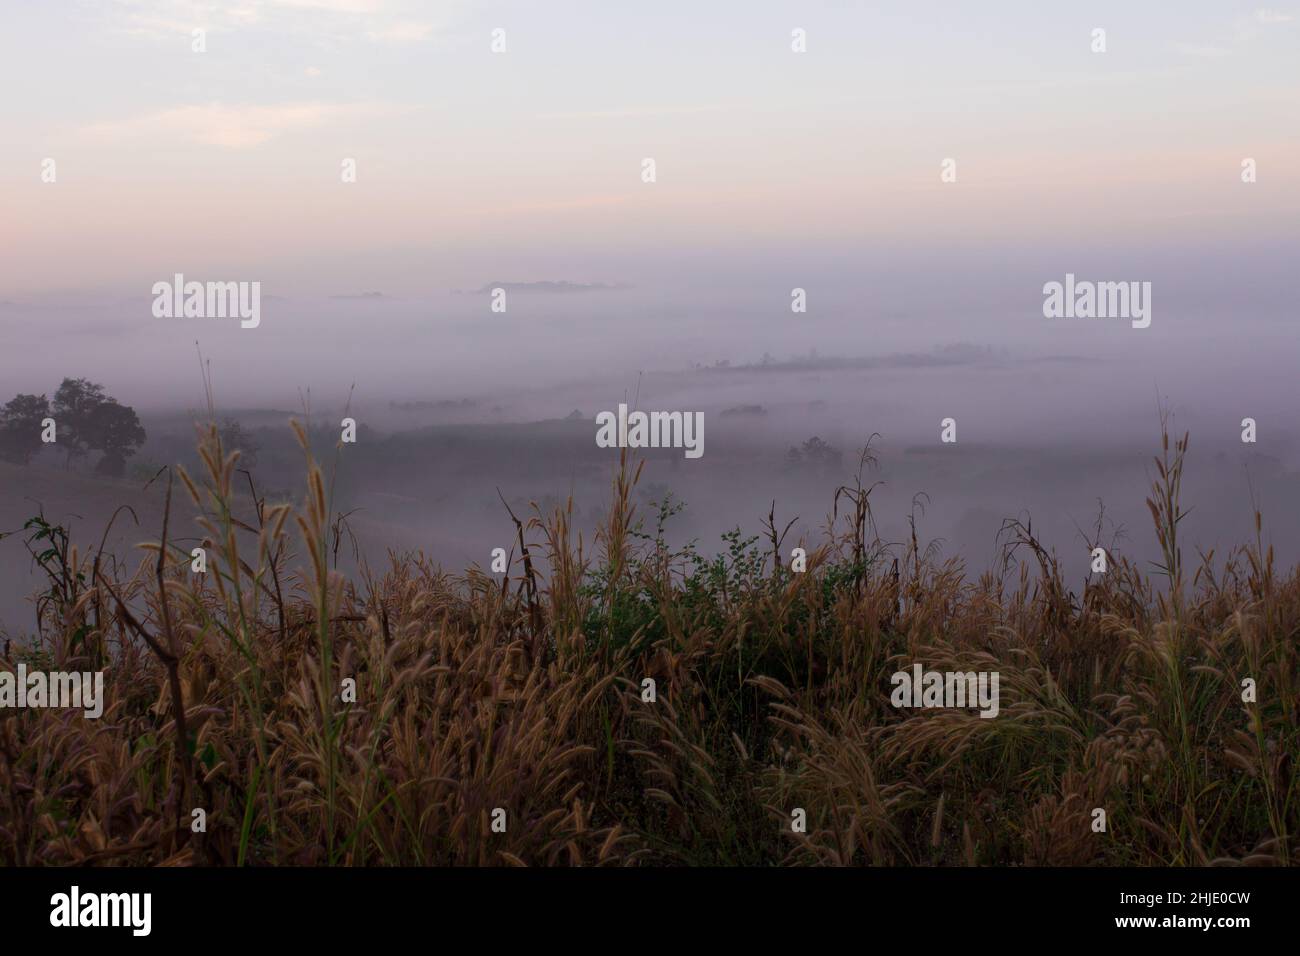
0;394;51;465
2;378;145;475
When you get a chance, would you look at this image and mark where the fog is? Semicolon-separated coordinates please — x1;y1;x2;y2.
3;323;1299;634
4;231;1298;397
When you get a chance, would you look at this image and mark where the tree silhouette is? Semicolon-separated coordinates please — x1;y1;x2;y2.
0;394;50;465
218;417;260;468
51;377;107;469
44;378;146;476
786;436;843;472
87;400;146;477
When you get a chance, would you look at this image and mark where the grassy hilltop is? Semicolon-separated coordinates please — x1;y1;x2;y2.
0;421;1296;866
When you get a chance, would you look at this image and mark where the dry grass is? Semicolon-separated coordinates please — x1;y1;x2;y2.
0;421;1296;866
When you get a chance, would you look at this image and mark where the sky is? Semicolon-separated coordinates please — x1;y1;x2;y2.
0;0;1297;406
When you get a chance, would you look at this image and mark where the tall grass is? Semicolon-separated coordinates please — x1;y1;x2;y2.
0;418;1295;866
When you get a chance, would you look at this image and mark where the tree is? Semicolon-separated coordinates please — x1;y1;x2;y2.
86;400;146;478
51;377;107;469
0;393;50;465
218;417;260;468
800;436;842;468
786;436;843;473
48;378;146;476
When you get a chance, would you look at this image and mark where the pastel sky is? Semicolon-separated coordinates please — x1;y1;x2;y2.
0;1;1297;404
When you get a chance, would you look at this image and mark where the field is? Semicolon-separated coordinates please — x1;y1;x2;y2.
0;418;1296;867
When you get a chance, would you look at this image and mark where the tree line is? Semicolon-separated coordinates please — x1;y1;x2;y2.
0;378;145;477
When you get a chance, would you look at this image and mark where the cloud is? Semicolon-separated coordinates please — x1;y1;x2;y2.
1175;42;1233;58
274;0;388;12
535;105;728;121
364;20;434;42
84;101;390;149
107;0;262;38
1176;8;1294;58
1255;8;1295;24
105;0;447;44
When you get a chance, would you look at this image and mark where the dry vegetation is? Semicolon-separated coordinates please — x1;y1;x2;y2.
0;417;1296;867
